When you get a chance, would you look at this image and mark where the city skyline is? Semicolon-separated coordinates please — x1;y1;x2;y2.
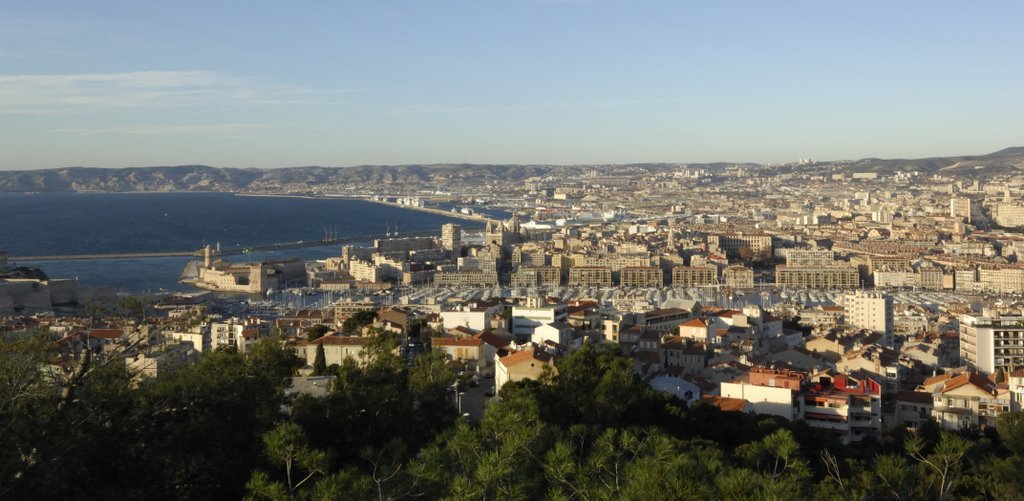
2;1;1023;170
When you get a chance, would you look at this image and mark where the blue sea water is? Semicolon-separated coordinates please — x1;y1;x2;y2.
0;192;476;292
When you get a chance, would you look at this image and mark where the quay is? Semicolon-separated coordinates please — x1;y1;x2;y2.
235;192;499;225
11;227;481;263
357;197;499;224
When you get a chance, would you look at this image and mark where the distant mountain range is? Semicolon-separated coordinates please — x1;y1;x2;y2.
0;148;1022;193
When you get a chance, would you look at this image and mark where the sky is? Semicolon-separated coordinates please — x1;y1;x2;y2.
1;1;1022;170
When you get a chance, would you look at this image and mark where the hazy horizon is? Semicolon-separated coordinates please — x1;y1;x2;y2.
2;1;1023;170
3;143;1023;173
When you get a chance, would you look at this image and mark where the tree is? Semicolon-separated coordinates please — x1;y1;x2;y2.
905;432;972;501
342;310;378;334
248;422;328;498
737;246;754;263
306;324;330;342
997;411;1024;455
313;343;327;376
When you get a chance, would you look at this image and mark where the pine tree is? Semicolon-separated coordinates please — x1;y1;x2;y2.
313;342;327;376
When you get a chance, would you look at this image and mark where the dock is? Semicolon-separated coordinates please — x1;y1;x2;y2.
358;198;499;224
10;226;482;262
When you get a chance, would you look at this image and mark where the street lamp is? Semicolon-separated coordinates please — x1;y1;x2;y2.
457;391;466;414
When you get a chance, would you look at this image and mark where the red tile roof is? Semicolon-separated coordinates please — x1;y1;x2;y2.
680;318;707;328
499;347;553;367
701;395;748;412
432;337;483;347
89;329;124;339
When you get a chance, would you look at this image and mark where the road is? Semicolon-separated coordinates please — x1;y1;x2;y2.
456;377;496;421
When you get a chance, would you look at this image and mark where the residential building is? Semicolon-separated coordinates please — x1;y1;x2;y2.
671;265;718;287
722;266;754;289
568;267;613;287
433;270;499;286
432;336;484;372
619;266;664;287
441;223;461;255
511;298;568;340
959;314;1024;375
784;249;835;267
844;290;894;347
708;233;773;259
494;347;558;394
294;335;371;368
921;371;1010;431
776;265;860;289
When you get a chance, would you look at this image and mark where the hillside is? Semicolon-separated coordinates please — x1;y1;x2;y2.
1;148;1022;192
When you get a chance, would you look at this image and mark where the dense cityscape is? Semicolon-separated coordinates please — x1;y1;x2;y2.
5;1;1024;499
6;153;1024;498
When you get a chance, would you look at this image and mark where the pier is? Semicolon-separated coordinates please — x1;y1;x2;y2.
10;226;482;262
358;197;499;224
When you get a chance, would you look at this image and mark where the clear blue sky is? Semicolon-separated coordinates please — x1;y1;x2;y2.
1;1;1022;169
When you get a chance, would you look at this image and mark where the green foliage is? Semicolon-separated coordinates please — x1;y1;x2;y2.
905;431;972;501
0;339;296;500
305;324;330;342
255;421;329;495
312;343;326;376
997;411;1024;455
11;327;1024;501
340;309;377;334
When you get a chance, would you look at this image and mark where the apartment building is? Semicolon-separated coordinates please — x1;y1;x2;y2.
775;265;860;289
619;266;664;287
719;368;882;444
784;249;835;267
707;232;773;259
921;371;1010;431
510;266;561;288
671;265;718;287
568;267;613;287
959;314;1024;375
844;290;894;348
722;265;754;288
433;270;499;286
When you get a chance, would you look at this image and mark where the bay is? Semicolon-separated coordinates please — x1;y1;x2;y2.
0;192;476;292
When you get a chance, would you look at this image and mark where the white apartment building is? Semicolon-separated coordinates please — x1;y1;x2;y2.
511;297;568;339
960;314;1024;376
784;249;835;267
844;291;894;348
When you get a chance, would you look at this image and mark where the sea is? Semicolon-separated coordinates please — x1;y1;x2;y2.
0;192;482;293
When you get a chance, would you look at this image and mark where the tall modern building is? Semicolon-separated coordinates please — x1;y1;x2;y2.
950;197;974;223
844;291;894;347
960;314;1024;376
441;223;461;256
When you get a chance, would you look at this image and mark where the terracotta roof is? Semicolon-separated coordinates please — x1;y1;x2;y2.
922;373;952;387
661;335;686;348
499;347;553;367
451;326;479;336
701;395;748;412
645;307;689;317
432;337;483;347
680;318;707;328
943;372;994;394
89;329;124;339
896;391;933;404
474;331;511;349
298;335;368;347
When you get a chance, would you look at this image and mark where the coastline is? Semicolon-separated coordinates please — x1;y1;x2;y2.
234;192;497;224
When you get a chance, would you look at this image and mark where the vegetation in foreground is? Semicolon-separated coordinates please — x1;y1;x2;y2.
3;334;1024;500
